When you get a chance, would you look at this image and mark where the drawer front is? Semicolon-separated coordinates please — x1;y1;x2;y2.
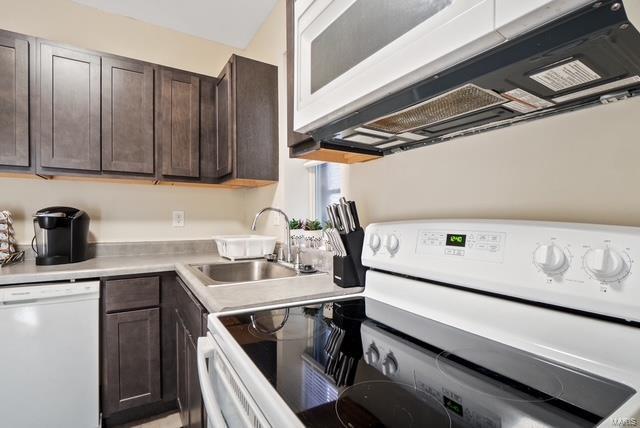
104;276;160;312
176;277;205;338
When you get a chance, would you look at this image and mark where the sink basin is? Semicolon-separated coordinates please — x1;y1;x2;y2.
190;260;304;286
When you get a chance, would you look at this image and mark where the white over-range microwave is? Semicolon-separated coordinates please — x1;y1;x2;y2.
292;0;598;135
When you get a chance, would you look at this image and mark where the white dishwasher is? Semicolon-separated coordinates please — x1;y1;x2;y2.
0;280;100;428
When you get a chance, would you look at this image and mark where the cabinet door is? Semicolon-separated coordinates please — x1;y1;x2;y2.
186;333;204;428
102;57;154;174
158;69;200;178
234;56;278;182
0;32;29;167
215;62;233;178
199;76;217;182
39;43;101;171
103;308;161;415
176;313;188;425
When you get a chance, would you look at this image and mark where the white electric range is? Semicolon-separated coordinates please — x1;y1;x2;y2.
198;220;640;427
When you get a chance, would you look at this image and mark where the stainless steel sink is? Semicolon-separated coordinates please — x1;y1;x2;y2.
188;260;320;286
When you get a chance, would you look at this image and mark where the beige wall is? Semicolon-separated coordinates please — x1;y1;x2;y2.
346;96;640;228
248;0;640;234
0;0;236;75
2;178;248;244
0;0;293;244
241;0;311;239
6;0;635;246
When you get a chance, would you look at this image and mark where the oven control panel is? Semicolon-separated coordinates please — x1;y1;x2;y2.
362;220;640;322
416;230;507;262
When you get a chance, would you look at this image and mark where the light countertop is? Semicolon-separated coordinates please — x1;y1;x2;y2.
0;254;363;313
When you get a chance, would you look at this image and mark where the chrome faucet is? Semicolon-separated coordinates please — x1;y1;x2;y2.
251;207;293;264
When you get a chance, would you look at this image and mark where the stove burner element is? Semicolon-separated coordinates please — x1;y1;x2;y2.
435;348;565;403
335;381;452;428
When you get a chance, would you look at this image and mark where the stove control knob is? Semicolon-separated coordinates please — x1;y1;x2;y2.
584;247;627;281
533;244;568;274
364;343;380;365
369;233;381;252
383;234;400;255
381;353;398;376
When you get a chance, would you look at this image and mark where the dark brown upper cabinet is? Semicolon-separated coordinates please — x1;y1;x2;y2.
0;30;30;168
214;62;232;178
284;0;380;165
102;57;155;175
0;28;280;187
39;42;101;172
199;75;220;183
218;55;279;186
158;68;200;179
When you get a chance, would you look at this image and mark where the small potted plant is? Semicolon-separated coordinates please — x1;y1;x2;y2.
303;219;324;244
289;218;304;245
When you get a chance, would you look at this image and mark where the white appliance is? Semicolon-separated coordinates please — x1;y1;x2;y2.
292;0;640;155
0;281;100;428
293;0;593;133
199;220;640;427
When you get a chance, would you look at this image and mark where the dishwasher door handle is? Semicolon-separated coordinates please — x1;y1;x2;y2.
197;335;227;428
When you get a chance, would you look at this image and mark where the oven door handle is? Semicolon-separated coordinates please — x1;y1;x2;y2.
197;335;227;428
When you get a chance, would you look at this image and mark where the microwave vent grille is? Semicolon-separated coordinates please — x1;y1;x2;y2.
366;84;507;134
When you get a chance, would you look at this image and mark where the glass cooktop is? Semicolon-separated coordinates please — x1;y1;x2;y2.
218;298;634;428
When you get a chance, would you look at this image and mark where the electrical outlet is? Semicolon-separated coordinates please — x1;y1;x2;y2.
172;211;185;227
273;214;281;226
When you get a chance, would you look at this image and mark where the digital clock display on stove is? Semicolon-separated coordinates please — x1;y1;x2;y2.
446;234;466;247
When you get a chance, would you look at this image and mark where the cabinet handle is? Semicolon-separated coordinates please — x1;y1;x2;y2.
197;335;227;427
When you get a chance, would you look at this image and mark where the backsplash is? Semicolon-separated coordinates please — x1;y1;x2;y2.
17;239;217;261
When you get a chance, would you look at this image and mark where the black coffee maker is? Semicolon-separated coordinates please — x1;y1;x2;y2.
32;207;90;266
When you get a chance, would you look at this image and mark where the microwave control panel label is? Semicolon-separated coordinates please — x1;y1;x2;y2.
503;88;554;111
530;59;601;92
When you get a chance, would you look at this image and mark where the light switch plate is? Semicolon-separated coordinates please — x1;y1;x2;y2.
172;211;185;227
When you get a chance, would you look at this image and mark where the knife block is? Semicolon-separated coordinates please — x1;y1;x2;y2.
332;228;367;288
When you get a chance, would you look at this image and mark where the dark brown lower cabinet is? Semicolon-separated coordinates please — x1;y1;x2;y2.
175;278;206;428
103;308;161;415
176;312;188;423
100;274;206;427
187;329;204;428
